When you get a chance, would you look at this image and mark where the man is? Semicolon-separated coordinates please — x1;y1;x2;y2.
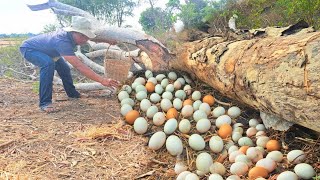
20;16;119;113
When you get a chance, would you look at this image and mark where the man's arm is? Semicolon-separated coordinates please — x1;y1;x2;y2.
63;55;119;87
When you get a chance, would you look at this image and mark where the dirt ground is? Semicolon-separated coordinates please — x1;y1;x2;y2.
0;78;176;180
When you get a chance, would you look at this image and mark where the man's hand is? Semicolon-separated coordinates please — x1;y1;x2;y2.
100;78;120;88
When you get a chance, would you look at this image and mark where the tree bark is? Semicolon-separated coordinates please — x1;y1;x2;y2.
169;32;320;132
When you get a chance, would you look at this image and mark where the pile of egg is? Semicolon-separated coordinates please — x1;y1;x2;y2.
118;70;317;180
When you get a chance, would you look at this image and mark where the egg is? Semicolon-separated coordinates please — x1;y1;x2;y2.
215;115;232;128
238;137;254;147
176;171;191;180
135;84;147;93
166;108;179;119
196;152;213;173
277;171;298;180
248;167;269;179
294;163;316;179
150;93;161;103
227;106;241;118
148;131;166;150
193;100;202;111
133;117;148;134
166;135;183;156
168;71;177;80
226;175;241;180
131;81;140;89
225;140;235;150
189;134;205;151
199;103;211;115
229;151;244;163
266;151;283;163
120;104;133;116
118;91;129;101
230;162;249;175
233;127;244;135
179;119;191;134
181;105;194;117
256;136;270;148
148;77;157;85
208;174;223;180
232;132;242;142
162;91;173;100
177;77;185;85
238;146;250;154
235;154;252;166
256;131;266;137
196;170;205;177
135;91;147;101
233;123;244;128
209;136;224;153
173;80;182;90
183;85;192;95
185;173;199;180
153;112;166;126
120;98;135;107
155;84;164;94
287;150;306;164
125;110;139;125
202;95;215;106
175;90;187;100
228;145;239;154
134;77;146;85
174;162;188;175
246;127;257;137
249;118;259;127
266;140;281;151
161;78;169;88
246;147;263;162
218;124;232;139
192;91;201;101
146;105;158;119
145;70;153;78
256;124;266;131
209;162;226;175
160;99;173;112
165;84;175;92
140;99;151;112
173;98;183;110
196;118;211;133
121;85;132;94
212;106;226;118
193;110;207;122
145;82;155;92
164;118;178;134
156;74;166;82
183;99;193;106
256;158;277;172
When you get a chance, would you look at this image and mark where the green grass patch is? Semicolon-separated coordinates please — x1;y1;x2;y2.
32;81;40;93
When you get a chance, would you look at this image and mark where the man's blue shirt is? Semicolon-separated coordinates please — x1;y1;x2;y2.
20;30;76;58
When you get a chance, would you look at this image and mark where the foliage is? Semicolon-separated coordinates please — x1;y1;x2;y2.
139;7;173;34
41;24;57;34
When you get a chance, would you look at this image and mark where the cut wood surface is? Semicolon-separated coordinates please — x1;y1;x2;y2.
170;32;320;132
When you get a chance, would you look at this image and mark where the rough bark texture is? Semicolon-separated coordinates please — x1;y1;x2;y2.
169;32;320;132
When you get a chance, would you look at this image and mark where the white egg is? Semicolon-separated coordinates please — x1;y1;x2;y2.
249;118;259;127
148;131;166;150
199;103;211;115
134;77;146;85
179;119;191;133
183;84;192;95
256;124;266;131
209;136;224;153
145;70;153;78
118;91;129;101
232;132;242;142
162;91;173;100
246;127;257;137
176;171;191;180
256;136;270;148
189;134;205;151
277;171;298;180
153;112;166;126
196;152;213;173
256;158;277;172
212;106;225;118
135;91;147;101
166;135;183;156
183;75;193;84
155;84;164;94
266;151;283;163
256;131;266;137
235;154;252;166
215;115;232;128
287;150;306;164
174;162;188;175
168;71;178;80
185;173;199;180
230;162;248;175
229;151;244;163
226;175;241;180
120;104;132;116
177;77;186;85
164;118;178;134
165;84;175;92
209;162;226;175
238;137;254;147
140;99;151;112
131;81;140;89
156;74;166;82
175;90;187;100
208;174;223;180
191;91;201;101
228;145;239;154
135;84;147;93
120;98;134;107
227;106;241;118
225;140;235;150
160;99;173;112
173;80;182;90
233;127;244;135
133;117;148;134
121;85;132;94
246;147;263;162
294;163;316;179
161;78;169;88
196;118;211;133
181;105;194;117
193;110;207;122
150;93;161;103
147;77;157;85
173;98;183;110
193;100;202;111
146;105;158;119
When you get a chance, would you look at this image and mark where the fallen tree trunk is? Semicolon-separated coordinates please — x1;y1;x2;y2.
169;32;320;132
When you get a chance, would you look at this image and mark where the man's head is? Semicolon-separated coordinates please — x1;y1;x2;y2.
63;16;96;44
